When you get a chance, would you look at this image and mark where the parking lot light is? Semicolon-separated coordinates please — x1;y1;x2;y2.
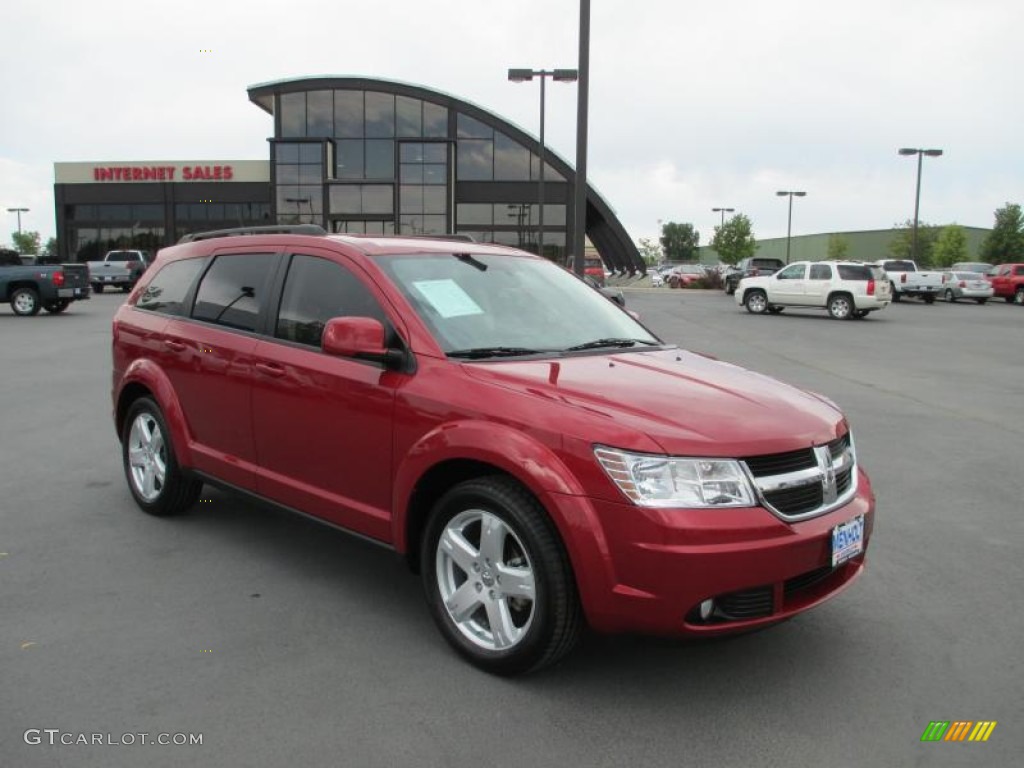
776;191;806;264
898;148;943;262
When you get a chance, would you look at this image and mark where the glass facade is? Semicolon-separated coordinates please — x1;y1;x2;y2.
269;85;570;262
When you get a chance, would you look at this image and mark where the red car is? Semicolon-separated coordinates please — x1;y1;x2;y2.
112;226;875;674
988;263;1024;304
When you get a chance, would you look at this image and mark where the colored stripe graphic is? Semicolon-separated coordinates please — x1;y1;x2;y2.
921;722;949;742
968;722;997;742
944;722;972;741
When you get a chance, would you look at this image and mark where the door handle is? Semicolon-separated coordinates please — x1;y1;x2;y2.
163;339;186;352
255;362;286;378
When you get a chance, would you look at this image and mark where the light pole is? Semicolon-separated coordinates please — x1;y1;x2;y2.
898;148;943;262
712;206;734;230
7;207;29;236
776;191;806;264
508;67;578;260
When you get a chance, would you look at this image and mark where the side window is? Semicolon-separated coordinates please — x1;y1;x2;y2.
275;254;387;347
809;264;833;280
192;253;276;332
1015;266;1024;276
136;258;207;315
777;264;805;280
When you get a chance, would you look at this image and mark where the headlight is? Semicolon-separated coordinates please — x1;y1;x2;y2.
594;446;756;508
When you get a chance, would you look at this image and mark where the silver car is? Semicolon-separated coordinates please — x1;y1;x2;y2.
940;271;994;304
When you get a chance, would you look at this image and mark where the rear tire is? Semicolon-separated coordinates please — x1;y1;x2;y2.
93;283;104;294
121;397;202;517
421;476;581;675
744;289;768;315
43;299;71;314
828;293;854;320
10;287;41;316
923;294;936;304
976;298;987;305
890;283;900;302
1015;287;1024;305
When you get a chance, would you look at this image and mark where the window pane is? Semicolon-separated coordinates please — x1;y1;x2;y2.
137;257;207;316
276;164;300;184
306;91;333;136
365;92;395;138
457;140;493;180
329;186;361;214
365;140;394;178
132;204;163;222
299;186;322;214
419;215;447;235
423;102;448;137
423;164;446;185
396;96;422;137
193;253;276;332
400;164;424;184
543;204;566;226
275;143;300;163
494;133;530;180
457;113;493;139
280;93;306;137
299;164;322;185
336;140;364;179
400;143;423;163
423;144;447;163
531;155;565;182
299;143;323;163
423;186;447;214
457;204;492;226
334;90;363;137
362;185;393;214
276;254;386;347
400;185;423;214
809;264;832;280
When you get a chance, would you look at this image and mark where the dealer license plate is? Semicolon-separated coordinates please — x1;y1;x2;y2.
831;515;864;567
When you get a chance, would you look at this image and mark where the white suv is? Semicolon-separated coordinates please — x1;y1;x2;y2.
736;261;892;320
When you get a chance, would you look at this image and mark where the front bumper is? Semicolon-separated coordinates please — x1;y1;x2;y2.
551;470;875;636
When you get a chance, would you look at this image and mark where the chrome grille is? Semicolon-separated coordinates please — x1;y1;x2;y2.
742;433;857;521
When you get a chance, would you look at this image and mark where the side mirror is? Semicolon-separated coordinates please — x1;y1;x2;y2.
322;317;404;368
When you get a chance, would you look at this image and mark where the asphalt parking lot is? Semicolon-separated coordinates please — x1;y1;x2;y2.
2;290;1021;767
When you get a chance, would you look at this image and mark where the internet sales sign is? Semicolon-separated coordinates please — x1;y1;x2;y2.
92;165;234;182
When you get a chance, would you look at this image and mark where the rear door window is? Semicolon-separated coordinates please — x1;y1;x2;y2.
136;258;208;316
192;253;277;332
809;264;833;280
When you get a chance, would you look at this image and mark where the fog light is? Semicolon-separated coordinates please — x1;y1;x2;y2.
699;599;715;621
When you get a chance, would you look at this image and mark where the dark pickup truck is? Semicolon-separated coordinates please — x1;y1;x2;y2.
0;248;91;315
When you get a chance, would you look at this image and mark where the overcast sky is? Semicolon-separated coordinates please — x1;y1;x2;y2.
2;0;1021;248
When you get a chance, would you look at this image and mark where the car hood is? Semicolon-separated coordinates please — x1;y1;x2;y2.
461;348;845;457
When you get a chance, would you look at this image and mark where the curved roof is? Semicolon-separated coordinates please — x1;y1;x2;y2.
247;76;644;273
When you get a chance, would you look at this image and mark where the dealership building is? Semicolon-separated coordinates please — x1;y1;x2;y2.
53;76;644;272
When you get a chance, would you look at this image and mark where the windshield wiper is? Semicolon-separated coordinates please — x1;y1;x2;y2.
448;346;546;359
565;338;659;352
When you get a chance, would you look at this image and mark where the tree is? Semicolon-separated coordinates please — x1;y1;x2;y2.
887;219;938;266
711;214;756;265
12;230;41;255
637;237;663;266
979;203;1024;264
931;225;969;268
659;221;700;262
827;234;850;261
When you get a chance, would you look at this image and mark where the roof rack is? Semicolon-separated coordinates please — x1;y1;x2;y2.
396;233;477;243
177;224;327;243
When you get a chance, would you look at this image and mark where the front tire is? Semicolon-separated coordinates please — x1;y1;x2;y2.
976;298;987;305
828;293;854;320
421;476;581;675
93;283;104;294
744;289;768;315
1015;287;1024;305
10;287;41;316
121;397;201;516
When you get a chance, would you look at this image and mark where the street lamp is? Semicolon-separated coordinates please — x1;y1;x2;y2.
776;191;806;264
508;66;578;259
7;207;29;236
712;206;735;230
898;148;943;262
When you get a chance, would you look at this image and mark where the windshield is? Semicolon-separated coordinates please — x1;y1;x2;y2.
377;252;660;356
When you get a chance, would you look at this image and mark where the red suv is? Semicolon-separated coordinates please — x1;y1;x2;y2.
112;226;875;674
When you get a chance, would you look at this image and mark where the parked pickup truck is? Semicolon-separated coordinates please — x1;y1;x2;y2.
874;259;944;303
988;263;1024;304
0;248;91;315
88;250;151;293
